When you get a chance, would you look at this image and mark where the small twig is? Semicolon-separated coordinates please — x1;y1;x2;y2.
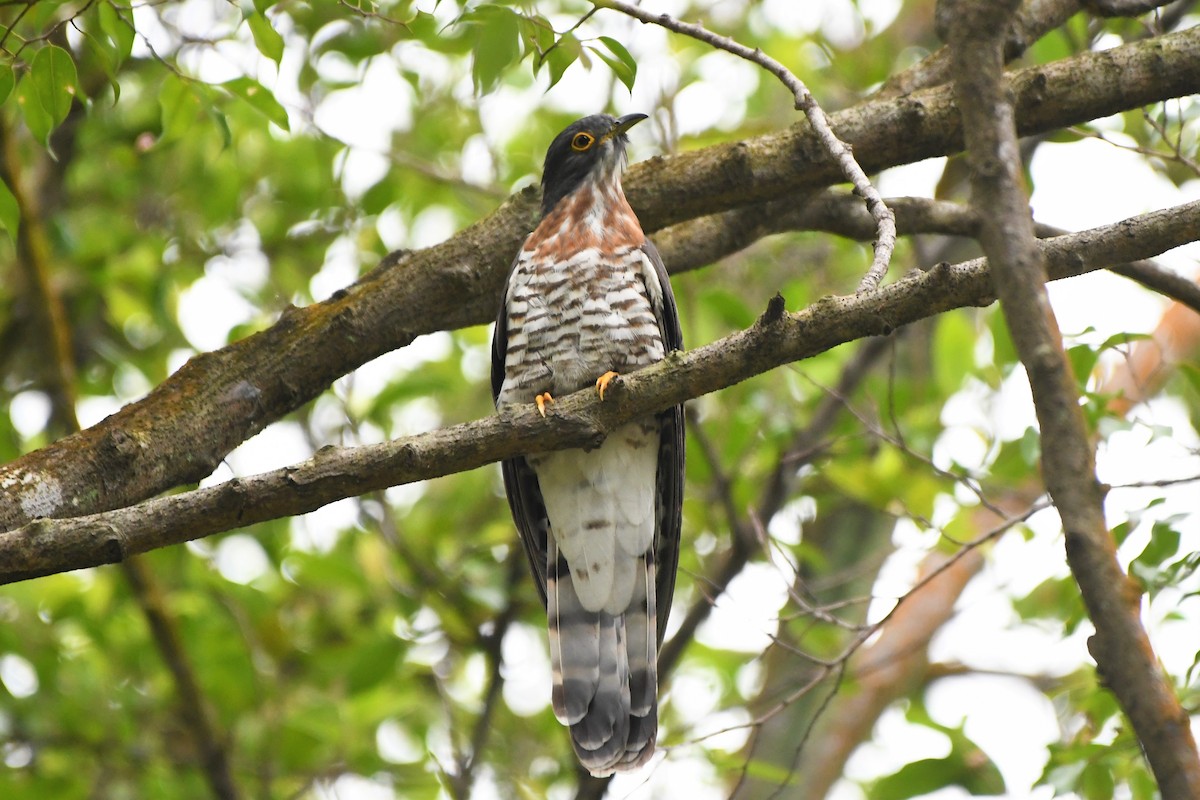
593;0;896;292
747;510;862;632
0;0;36;54
799;366;1012;522
336;0;412;27
530;6;601;68
1109;474;1200;489
1142;105;1200;175
1069;122;1200;176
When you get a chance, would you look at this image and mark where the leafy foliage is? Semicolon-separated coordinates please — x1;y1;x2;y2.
0;2;1198;799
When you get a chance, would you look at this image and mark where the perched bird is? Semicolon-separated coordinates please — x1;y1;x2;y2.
491;113;684;775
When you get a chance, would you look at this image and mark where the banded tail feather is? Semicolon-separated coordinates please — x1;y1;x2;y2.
547;534;660;774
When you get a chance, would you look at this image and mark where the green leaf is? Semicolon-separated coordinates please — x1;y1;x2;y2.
0;176;20;240
15;74;54;148
1012;576;1086;632
247;11;285;65
1081;761;1116;800
207;106;233;149
869;757;974;800
159;74;201;144
934;311;976;394
988;308;1018;368
542;32;581;89
0;64;14;106
1130;519;1182;592
463;5;522;94
98;2;135;68
1018;425;1040;468
222;76;290;131
1098;331;1152;352
30;45;78;127
596;35;637;91
1066;343;1099;389
78;25;121;104
519;12;556;61
346;637;404;693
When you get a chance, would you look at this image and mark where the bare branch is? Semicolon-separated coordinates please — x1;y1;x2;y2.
940;0;1200;794
594;0;896;291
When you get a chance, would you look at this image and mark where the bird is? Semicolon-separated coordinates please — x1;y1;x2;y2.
491;113;684;776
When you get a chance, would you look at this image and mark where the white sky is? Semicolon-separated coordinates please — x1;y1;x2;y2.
11;1;1200;799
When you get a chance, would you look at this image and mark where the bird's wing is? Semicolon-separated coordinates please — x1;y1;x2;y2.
638;239;685;647
492;253;553;605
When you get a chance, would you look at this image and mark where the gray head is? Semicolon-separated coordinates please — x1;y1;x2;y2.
539;113;648;215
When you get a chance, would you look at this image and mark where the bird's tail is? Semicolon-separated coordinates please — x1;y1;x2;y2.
547;535;658;776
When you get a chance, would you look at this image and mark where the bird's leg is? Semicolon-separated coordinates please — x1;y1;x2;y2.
535;392;555;417
595;371;620;401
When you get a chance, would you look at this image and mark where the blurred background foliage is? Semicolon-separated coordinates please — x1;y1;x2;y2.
0;1;1198;799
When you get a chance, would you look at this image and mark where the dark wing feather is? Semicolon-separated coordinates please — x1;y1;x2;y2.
492;256;551;605
640;239;685;647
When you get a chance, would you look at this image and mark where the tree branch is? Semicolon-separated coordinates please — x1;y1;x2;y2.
594;0;896;291
879;0;1082;98
3;200;1199;583
940;0;1200;794
1081;0;1180;16
734;193;1200;314
1;28;1198;541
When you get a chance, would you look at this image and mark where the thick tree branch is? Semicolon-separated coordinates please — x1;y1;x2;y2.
880;0;1082;97
1081;0;1180;15
595;0;896;291
1;28;1199;538
2;201;1198;583
941;0;1200;795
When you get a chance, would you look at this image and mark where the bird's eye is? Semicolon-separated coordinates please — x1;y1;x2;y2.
571;132;595;152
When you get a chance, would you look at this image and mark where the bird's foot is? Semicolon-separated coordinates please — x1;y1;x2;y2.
595;371;620;401
535;392;555;417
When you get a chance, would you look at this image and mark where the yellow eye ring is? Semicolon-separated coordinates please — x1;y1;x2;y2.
570;132;595;151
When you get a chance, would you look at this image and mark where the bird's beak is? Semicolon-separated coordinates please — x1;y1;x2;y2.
604;113;649;142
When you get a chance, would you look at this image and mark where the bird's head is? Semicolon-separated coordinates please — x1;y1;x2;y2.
539;113;648;216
